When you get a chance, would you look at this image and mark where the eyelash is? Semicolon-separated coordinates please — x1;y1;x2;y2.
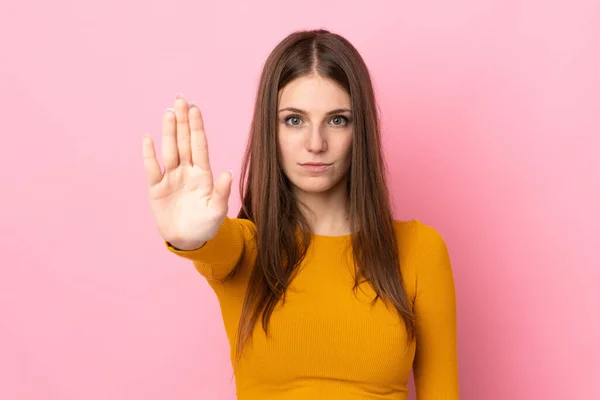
283;114;351;127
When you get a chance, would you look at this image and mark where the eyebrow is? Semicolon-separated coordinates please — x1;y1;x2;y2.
277;107;351;115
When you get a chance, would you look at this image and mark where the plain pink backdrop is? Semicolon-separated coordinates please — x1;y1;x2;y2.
1;0;598;399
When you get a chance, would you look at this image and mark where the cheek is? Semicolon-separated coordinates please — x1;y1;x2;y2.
277;134;301;163
277;136;293;169
337;134;353;160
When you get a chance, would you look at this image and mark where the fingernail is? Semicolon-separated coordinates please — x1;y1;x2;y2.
228;170;234;178
175;92;185;99
165;107;175;113
189;101;196;108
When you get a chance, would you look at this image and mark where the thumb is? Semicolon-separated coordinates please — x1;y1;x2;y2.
211;170;233;208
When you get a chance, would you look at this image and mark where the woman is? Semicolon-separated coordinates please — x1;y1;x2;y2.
142;29;459;399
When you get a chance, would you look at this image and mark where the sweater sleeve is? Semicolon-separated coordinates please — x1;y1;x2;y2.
412;222;460;399
164;217;256;281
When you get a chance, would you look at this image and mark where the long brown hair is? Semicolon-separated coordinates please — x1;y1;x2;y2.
232;29;415;363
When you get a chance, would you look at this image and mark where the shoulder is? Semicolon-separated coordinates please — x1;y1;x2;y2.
392;219;447;249
232;216;257;233
227;217;258;243
392;218;453;279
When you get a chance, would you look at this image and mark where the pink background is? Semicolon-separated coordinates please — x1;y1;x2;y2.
1;0;598;399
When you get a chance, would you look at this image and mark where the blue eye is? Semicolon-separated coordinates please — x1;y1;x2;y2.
330;116;349;126
285;116;303;126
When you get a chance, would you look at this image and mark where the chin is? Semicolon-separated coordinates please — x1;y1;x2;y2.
289;176;344;195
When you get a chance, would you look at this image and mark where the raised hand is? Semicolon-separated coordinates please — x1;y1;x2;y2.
142;94;232;250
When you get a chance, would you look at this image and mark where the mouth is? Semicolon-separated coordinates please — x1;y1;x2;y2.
299;162;332;172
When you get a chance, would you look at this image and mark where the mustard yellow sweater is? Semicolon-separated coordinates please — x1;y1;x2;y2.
166;217;459;399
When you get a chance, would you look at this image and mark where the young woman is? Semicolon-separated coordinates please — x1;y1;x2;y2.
142;29;459;399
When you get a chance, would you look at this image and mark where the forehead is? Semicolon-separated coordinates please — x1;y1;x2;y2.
278;75;350;112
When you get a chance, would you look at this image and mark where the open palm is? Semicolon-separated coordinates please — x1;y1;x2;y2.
142;95;232;250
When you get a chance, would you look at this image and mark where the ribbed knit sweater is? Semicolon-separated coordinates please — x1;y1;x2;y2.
166;217;459;399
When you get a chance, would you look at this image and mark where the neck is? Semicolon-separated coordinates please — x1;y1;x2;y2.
294;179;350;236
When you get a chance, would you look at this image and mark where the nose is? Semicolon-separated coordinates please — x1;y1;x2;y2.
306;125;327;153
